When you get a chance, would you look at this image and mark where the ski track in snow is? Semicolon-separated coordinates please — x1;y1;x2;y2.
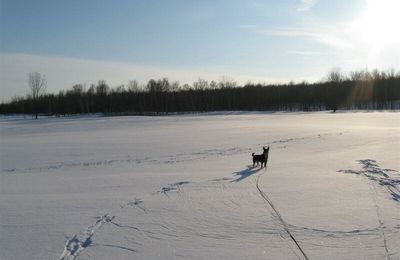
3;132;343;174
255;169;310;260
287;223;400;240
370;182;391;260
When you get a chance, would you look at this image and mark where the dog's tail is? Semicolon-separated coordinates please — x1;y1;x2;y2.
251;152;255;157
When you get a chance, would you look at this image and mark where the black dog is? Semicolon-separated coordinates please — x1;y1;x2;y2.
252;146;269;167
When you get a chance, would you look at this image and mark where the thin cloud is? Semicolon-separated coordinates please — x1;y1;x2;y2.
238;24;259;30
298;0;317;11
289;51;323;56
253;27;352;49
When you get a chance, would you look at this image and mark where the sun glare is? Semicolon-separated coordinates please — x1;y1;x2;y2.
353;0;400;50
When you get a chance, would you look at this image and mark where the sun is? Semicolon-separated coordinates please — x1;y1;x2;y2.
352;0;400;51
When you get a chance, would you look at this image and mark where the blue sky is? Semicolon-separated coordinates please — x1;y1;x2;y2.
1;0;399;100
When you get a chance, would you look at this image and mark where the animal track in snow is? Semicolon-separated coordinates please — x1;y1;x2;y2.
339;159;400;202
339;159;399;259
4;132;345;174
125;198;147;212
59;214;114;260
158;181;191;195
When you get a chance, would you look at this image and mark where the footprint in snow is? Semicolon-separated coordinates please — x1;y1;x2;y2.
158;181;190;195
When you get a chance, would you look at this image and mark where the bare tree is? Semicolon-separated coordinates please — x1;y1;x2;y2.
326;68;344;83
170;81;180;92
146;78;170;92
28;72;47;119
193;78;209;90
218;76;237;88
70;84;85;94
127;80;140;93
209;80;218;89
114;84;126;93
349;70;363;81
96;80;109;95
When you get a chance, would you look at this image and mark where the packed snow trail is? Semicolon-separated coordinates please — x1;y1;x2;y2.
256;169;310;260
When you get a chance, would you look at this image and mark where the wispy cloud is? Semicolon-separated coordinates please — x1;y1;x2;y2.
298;0;317;11
289;50;323;56
253;27;352;49
238;24;259;30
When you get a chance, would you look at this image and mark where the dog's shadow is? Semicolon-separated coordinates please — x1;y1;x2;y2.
231;166;264;182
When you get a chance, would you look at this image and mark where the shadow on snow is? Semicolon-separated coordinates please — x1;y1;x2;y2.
231;166;265;182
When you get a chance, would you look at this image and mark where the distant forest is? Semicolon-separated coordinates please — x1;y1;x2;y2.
1;69;399;116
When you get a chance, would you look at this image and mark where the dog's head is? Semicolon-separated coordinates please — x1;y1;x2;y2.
263;146;270;153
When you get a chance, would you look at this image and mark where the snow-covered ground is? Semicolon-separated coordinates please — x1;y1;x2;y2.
0;112;399;260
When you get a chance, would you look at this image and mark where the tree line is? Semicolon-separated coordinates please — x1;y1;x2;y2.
1;69;399;116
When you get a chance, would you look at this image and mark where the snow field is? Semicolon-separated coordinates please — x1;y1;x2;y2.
0;112;399;259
